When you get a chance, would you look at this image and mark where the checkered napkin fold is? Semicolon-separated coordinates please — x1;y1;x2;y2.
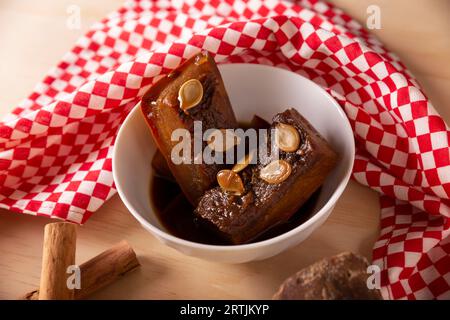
0;0;448;299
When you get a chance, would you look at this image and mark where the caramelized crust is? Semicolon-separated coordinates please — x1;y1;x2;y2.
141;52;238;205
195;109;338;244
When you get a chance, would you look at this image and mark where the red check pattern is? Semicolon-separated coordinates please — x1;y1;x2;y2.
0;0;449;299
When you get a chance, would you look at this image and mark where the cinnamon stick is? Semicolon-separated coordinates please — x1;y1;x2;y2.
24;240;140;300
39;222;77;300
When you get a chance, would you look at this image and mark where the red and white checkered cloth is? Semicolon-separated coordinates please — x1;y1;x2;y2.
0;0;448;299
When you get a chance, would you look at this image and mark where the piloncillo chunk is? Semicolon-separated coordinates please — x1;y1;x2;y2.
273;252;383;300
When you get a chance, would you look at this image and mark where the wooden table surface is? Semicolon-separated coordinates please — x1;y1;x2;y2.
0;0;449;299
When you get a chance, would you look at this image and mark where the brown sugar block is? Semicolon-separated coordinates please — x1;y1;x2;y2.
273;252;383;300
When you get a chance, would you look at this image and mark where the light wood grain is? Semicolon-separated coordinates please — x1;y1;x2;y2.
0;0;449;300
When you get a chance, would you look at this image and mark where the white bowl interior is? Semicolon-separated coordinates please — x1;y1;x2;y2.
113;63;354;250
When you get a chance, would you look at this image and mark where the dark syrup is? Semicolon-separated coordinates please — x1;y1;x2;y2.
150;175;320;245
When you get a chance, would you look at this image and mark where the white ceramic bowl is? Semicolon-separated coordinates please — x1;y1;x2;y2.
113;63;355;263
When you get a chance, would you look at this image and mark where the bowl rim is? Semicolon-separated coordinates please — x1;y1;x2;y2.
113;63;355;252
